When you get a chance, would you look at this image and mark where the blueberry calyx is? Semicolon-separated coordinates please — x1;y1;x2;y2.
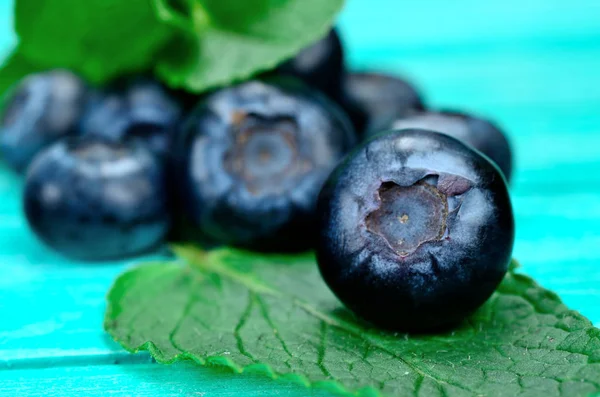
223;112;304;196
366;173;473;258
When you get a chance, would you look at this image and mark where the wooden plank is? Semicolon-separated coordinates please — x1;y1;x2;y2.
0;362;337;397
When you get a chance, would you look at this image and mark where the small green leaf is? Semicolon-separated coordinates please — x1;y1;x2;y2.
105;246;600;397
155;0;345;92
14;0;177;84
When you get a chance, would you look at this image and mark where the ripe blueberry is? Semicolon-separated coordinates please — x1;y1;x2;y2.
316;129;514;332
278;29;345;100
0;70;87;172
80;78;182;157
24;137;170;260
343;72;424;136
173;78;356;251
392;110;513;182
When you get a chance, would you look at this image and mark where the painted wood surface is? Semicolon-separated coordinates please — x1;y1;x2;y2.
1;0;600;395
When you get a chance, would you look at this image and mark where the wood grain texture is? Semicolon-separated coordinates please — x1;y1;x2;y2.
1;0;600;395
0;362;338;396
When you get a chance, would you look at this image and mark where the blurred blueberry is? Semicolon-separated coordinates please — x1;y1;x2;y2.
344;72;425;136
172;78;356;251
80;78;182;157
0;70;88;172
24;136;170;260
392;110;513;182
278;29;345;100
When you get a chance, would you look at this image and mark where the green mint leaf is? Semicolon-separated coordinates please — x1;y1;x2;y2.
14;0;177;84
105;246;600;397
154;0;345;92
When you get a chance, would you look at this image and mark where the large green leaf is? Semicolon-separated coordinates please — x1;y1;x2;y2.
105;246;600;397
14;0;177;84
154;0;345;92
6;0;344;93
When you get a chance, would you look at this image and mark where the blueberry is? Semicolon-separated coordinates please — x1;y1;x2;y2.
391;110;513;182
0;70;87;172
173;78;356;251
23;137;170;260
80;90;129;140
316;129;514;331
343;72;424;136
278;29;345;100
80;78;182;157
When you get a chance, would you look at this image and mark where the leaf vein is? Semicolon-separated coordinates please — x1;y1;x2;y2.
256;295;294;361
414;374;424;397
194;258;484;395
317;322;332;378
234;292;258;362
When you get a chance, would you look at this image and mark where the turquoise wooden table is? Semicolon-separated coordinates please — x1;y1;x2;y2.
2;0;600;395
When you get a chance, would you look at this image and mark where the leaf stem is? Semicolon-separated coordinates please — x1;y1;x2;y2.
191;0;212;32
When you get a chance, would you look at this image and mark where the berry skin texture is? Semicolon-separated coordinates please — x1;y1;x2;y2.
392;110;513;182
24;137;170;261
173;78;356;251
80;78;182;157
278;29;345;100
343;72;424;136
316;129;514;332
0;70;87;172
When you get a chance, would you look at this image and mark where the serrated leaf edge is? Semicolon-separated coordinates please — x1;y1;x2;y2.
104;254;598;397
104;253;381;397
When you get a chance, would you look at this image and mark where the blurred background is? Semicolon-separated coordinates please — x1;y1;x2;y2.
1;0;600;395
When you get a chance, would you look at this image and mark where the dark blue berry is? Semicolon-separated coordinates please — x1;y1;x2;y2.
392;110;513;182
23;137;170;260
316;129;514;331
278;29;345;100
173;78;356;251
80;78;182;157
0;70;87;172
344;72;424;136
